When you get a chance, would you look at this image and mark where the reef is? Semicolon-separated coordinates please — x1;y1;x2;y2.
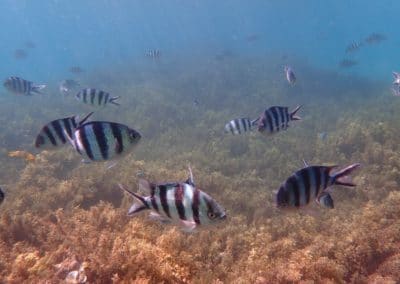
0;56;399;283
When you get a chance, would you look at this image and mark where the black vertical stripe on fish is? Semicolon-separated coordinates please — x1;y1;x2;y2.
51;120;66;143
104;92;110;105
301;168;311;204
80;127;94;160
175;184;186;220
150;185;159;212
83;89;87;103
323;168;330;189
234;119;241;134
159;185;171;218
192;189;201;224
98;90;104;105
90;89;96;105
315;167;321;195
288;175;300;207
265;110;274;132
278;107;286;129
93;122;108;160
242;119;248;132
43;126;57;146
285;108;290;126
63;118;73;139
270;107;280;131
71;118;77;128
111;123;123;154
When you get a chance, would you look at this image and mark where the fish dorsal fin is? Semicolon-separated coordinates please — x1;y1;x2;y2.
302;159;309;167
185;165;195;186
77;112;94;126
138;178;152;195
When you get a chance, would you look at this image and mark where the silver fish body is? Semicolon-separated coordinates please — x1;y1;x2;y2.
120;178;226;230
59;79;80;95
276;163;360;208
3;76;46;96
70;121;141;162
224;118;256;135
76;88;120;107
257;105;301;135
284;66;296;84
35;112;93;150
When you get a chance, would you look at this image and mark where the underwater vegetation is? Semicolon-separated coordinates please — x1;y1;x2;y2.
0;56;400;282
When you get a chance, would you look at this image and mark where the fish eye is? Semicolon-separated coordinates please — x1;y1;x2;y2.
207;211;217;219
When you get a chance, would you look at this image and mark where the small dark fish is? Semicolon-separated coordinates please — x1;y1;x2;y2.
59;79;80;95
75;88;120;107
0;188;4;205
145;50;161;59
339;59;358;68
256;106;301;135
276;163;360;209
284;66;296;84
3;76;46;95
345;41;363;53
316;192;334;209
69;66;84;74
245;34;260;42
364;33;386;44
35;112;93;150
224;118;257;135
69;121;141;162
193;99;200;107
392;72;400;85
14;49;27;59
24;41;35;48
119;167;226;231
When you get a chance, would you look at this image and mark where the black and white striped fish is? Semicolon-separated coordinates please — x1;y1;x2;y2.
276;163;360;209
68;121;141;162
3;76;46;96
35;112;93;150
256;105;301;135
119;169;226;231
345;41;363;53
284;66;296;84
75;88;120;107
224;118;258;135
0;187;4;205
145;49;161;59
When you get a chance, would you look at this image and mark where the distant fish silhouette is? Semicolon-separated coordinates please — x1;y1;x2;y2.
345;41;363;53
339;59;358;68
145;49;161;59
24;41;35;48
59;79;80;95
14;49;27;60
245;34;260;42
284;66;296;84
69;66;84;74
392;72;400;85
364;33;386;44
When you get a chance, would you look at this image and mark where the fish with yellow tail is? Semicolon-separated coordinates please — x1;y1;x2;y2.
119;167;226;232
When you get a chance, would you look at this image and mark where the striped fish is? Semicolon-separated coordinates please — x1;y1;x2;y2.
284;66;296;84
69;121;141;162
345;41;363;53
119;168;226;231
75;88;120;107
35;112;93;150
3;76;46;96
145;49;161;59
392;72;400;85
0;187;4;205
316;192;334;209
276;163;360;208
224;118;258;135
257;105;301;134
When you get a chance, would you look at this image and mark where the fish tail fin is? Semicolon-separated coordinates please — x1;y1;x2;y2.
290;105;302;120
109;96;120;106
332;163;361;187
118;183;149;215
77;112;94;126
32;84;47;94
250;117;259;127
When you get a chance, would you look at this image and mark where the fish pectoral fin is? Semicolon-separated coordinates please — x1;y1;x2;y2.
180;220;197;233
148;212;170;224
